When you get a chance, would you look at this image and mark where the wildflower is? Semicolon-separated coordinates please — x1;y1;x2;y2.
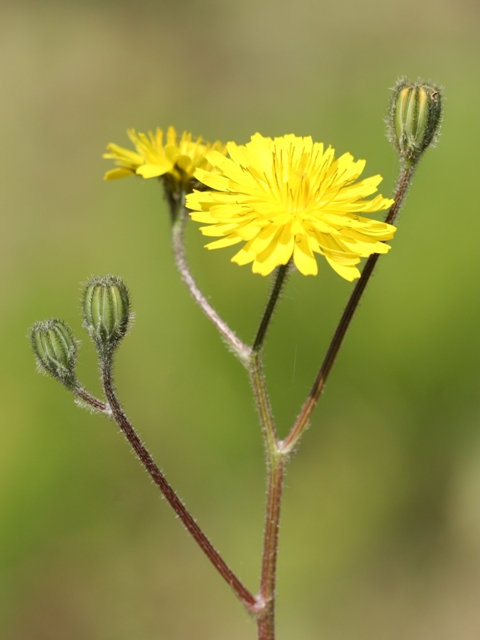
186;134;396;280
103;126;225;188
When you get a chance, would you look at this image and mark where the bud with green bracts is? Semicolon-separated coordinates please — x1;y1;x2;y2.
31;319;78;387
388;78;442;164
82;276;131;357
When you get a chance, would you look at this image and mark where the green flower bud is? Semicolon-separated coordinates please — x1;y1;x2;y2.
388;78;442;163
31;319;78;387
83;276;131;356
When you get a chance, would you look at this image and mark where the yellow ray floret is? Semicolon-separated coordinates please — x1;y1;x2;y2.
103;126;226;185
185;133;396;280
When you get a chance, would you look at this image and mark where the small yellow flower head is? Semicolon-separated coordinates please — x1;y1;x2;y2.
186;133;396;280
103;126;226;189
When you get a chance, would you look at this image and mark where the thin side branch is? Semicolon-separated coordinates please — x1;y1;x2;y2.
101;355;257;612
282;163;416;453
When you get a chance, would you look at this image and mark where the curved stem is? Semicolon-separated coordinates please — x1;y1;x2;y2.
282;163;416;454
171;202;250;365
100;354;257;612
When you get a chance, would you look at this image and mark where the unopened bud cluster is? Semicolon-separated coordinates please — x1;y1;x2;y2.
31;319;77;387
83;276;131;357
388;78;442;164
30;276;132;397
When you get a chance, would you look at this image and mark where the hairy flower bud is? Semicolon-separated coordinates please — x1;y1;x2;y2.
83;276;131;356
388;78;442;163
31;319;78;387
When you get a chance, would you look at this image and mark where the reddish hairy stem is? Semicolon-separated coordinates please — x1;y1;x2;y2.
282;163;415;453
101;357;257;611
257;456;285;640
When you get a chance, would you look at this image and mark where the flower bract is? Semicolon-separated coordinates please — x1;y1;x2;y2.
186;133;396;280
103;126;225;187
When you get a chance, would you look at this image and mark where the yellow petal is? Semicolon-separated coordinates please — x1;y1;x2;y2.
274;225;295;264
205;235;242;250
231;243;256;265
325;257;360;281
194;170;231;191
293;236;318;276
136;163;170;179
248;224;281;255
104;168;135;181
104;144;144;166
189;211;217;224
199;222;239;237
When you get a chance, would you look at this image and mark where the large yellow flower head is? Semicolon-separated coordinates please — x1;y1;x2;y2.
186;133;397;281
103;126;226;188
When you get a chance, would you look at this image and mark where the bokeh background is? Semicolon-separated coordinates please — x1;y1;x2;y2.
0;1;478;638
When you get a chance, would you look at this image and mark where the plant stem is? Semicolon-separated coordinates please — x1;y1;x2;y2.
250;352;285;640
100;354;257;612
250;353;278;451
253;263;290;353
249;352;282;639
282;162;416;454
171;202;250;365
73;384;110;414
169;191;293;634
248;265;291;639
383;161;416;227
257;453;285;640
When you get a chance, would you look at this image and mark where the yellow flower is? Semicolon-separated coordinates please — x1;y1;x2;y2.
186;133;396;280
103;126;226;187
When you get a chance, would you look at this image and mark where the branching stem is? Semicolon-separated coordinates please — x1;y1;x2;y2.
282;162;416;454
152;163;415;638
247;265;292;639
73;384;110;414
99;354;257;612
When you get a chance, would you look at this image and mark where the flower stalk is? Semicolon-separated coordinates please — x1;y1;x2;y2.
281;161;416;455
171;195;250;365
253;263;291;353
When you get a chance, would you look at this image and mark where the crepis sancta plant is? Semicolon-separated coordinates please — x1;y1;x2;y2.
31;78;442;640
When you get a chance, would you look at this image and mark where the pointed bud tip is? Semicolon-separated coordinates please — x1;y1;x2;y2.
388;78;443;163
82;276;132;356
31;319;78;386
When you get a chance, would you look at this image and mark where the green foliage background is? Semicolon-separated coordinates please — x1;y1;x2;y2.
0;1;478;638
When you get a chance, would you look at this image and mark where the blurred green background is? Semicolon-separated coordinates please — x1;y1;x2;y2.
0;0;478;638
